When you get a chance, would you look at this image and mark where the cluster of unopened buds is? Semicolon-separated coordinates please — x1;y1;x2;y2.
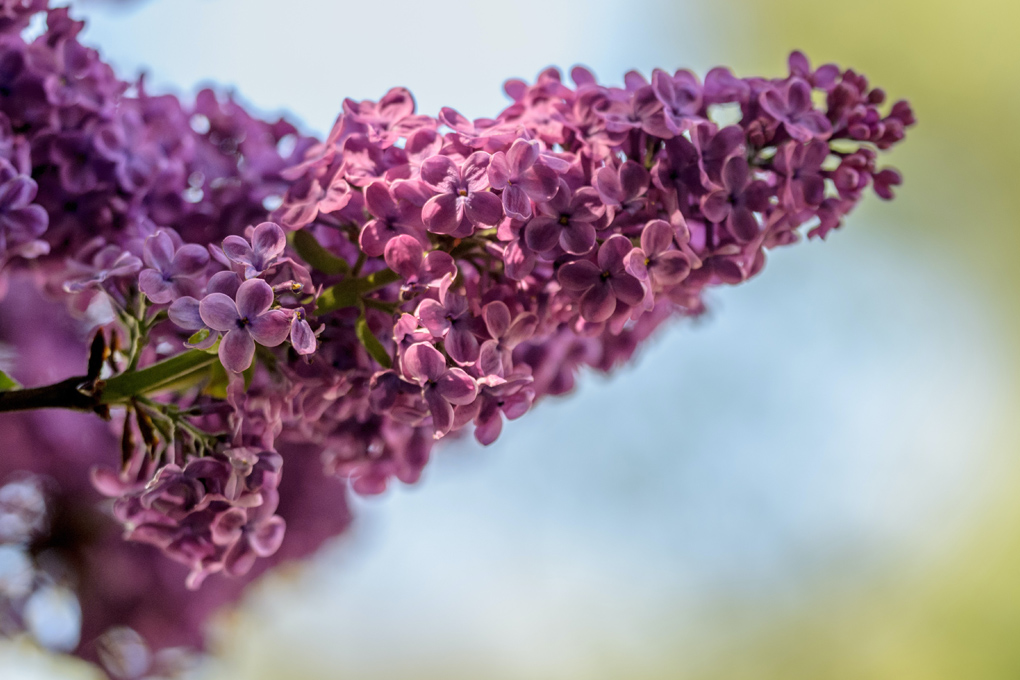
0;0;913;665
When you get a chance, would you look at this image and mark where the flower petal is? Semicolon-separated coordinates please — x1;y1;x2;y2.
219;328;256;373
235;278;275;318
249;309;292;347
579;282;616;322
482;301;512;339
437;367;478;405
421;193;462;235
403;342;447;383
172;244;210;277
464;190;503;226
252;222;286;261
200;293;240;332
143;231;175;272
524;216;560;253
557;259;601;291
384;234;424;280
168;296;204;330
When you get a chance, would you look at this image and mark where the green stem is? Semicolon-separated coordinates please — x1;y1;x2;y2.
101;349;219;404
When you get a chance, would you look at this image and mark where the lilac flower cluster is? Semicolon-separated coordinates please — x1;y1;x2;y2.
0;0;913;666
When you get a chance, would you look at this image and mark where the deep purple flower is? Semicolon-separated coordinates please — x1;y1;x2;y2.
773;140;828;209
524;182;605;255
700;156;770;242
199;279;292;373
478;301;537;377
139;231;209;303
557;235;645;323
487;139;559;220
652;69;703;135
221;222;286;280
788;51;840;91
420;152;503;237
760;78;833;142
401;342;477;438
416;292;479;365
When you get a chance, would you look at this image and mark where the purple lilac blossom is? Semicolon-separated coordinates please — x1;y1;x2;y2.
0;1;914;669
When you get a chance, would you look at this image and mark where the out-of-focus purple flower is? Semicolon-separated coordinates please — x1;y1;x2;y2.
524;182;605;255
416;292;479;365
342;87;434;148
773;140;828;210
788;50;840;91
487;139;559;220
420;152;503;237
401;342;477;438
557;235;645;323
138;231;209;303
221;222;286;280
700;156;770;242
0;161;47;256
652;69;703;135
760;78;833;142
199;278;292;373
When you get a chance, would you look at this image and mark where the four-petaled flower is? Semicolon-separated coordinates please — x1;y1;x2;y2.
700;156;770;242
139;230;210;303
557;234;645;323
420;152;503;237
200;278;292;373
416;292;480;365
222;222;287;280
524;182;605;255
402;341;477;439
759;78;833;142
487;139;559;221
624;219;692;298
478;301;537;377
359;180;428;257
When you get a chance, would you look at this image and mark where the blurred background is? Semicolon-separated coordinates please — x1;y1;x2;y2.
8;0;1020;677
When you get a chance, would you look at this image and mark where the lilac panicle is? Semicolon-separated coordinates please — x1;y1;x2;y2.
0;0;914;665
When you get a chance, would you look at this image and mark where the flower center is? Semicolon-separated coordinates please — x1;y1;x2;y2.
558;215;570;226
237;317;250;329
